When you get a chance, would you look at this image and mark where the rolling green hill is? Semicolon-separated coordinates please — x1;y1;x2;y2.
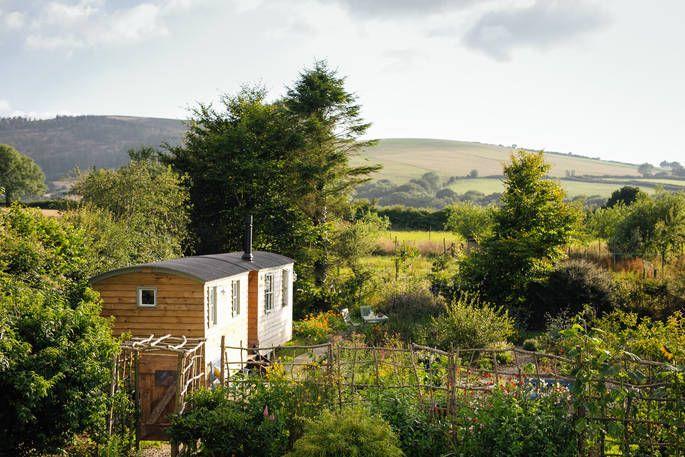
0;117;656;201
353;138;641;182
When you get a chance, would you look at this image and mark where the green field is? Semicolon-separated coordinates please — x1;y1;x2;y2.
447;177;658;198
353;138;641;182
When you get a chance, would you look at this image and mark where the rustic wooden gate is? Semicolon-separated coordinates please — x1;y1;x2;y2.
110;335;206;445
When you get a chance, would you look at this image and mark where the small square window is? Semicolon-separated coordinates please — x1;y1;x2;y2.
138;287;157;307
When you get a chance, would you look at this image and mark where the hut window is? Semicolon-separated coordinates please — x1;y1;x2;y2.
281;269;289;307
231;280;240;317
208;286;218;327
264;273;274;313
137;287;157;307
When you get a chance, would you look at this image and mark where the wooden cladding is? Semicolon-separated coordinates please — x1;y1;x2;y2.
94;272;204;338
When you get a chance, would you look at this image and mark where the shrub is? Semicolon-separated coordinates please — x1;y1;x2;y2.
294;311;345;344
527;259;617;328
285;404;404;457
367;390;454;457
615;276;685;320
522;338;540;352
169;379;324;457
429;293;516;350
377;285;444;344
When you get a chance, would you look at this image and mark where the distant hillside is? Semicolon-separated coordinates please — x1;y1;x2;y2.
0;115;186;181
0;116;641;185
354;138;641;181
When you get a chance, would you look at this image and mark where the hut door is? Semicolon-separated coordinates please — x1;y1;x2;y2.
138;354;178;440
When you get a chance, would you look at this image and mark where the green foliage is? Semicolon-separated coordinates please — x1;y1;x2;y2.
585;203;629;240
286;404;404;457
454;388;577;457
606;185;644;208
0;204;91;295
377;284;444;344
638;162;655;177
170;378;328;457
615;275;685;320
331;211;389;274
293;311;346;344
610;191;685;265
458;151;580;311
165;63;378;310
376;206;451;230
0;144;47;205
429;293;516;350
168;386;290;457
522;338;540;351
445;202;496;242
74;151;190;263
527;259;617;327
367;389;454;457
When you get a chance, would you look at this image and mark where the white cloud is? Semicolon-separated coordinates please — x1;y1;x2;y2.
4;10;25;29
0;99;10;113
15;0;192;51
463;0;609;61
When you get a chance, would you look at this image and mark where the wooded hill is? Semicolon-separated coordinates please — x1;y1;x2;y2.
0;115;642;183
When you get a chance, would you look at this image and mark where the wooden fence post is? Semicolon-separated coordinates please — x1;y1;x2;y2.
220;335;226;385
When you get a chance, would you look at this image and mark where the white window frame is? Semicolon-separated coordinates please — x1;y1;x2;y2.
264;273;274;314
231;280;240;317
281;269;289;307
207;286;218;327
137;287;157;308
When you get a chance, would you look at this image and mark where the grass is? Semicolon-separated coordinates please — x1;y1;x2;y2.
352;138;641;183
376;230;463;256
359;255;433;279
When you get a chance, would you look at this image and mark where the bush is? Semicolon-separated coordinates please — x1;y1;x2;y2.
522;338;540;352
285;404;404;457
376;285;444;344
429;293;516;350
367;390;454;457
0;206;118;456
527;259;617;328
294;311;345;344
455;388;577;456
169;378;327;457
615;276;685;320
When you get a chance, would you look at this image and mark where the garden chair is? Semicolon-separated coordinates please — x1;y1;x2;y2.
360;306;388;324
341;308;361;327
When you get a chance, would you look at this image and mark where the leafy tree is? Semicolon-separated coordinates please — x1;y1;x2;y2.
638;162;655;177
283;60;380;288
605;185;644;208
0;144;47;205
610;192;685;267
444;202;495;242
74;149;190;263
459;151;579;311
468;169;479;178
164;88;312;257
585;204;629;240
330;211;389;275
0;206;117;455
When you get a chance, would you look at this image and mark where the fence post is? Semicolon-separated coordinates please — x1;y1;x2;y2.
448;346;456;414
220;335;225;385
409;344;423;404
327;343;334;406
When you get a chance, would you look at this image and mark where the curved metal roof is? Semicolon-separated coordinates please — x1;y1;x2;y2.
90;251;294;283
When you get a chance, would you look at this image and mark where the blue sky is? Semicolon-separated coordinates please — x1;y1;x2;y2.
1;0;684;165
